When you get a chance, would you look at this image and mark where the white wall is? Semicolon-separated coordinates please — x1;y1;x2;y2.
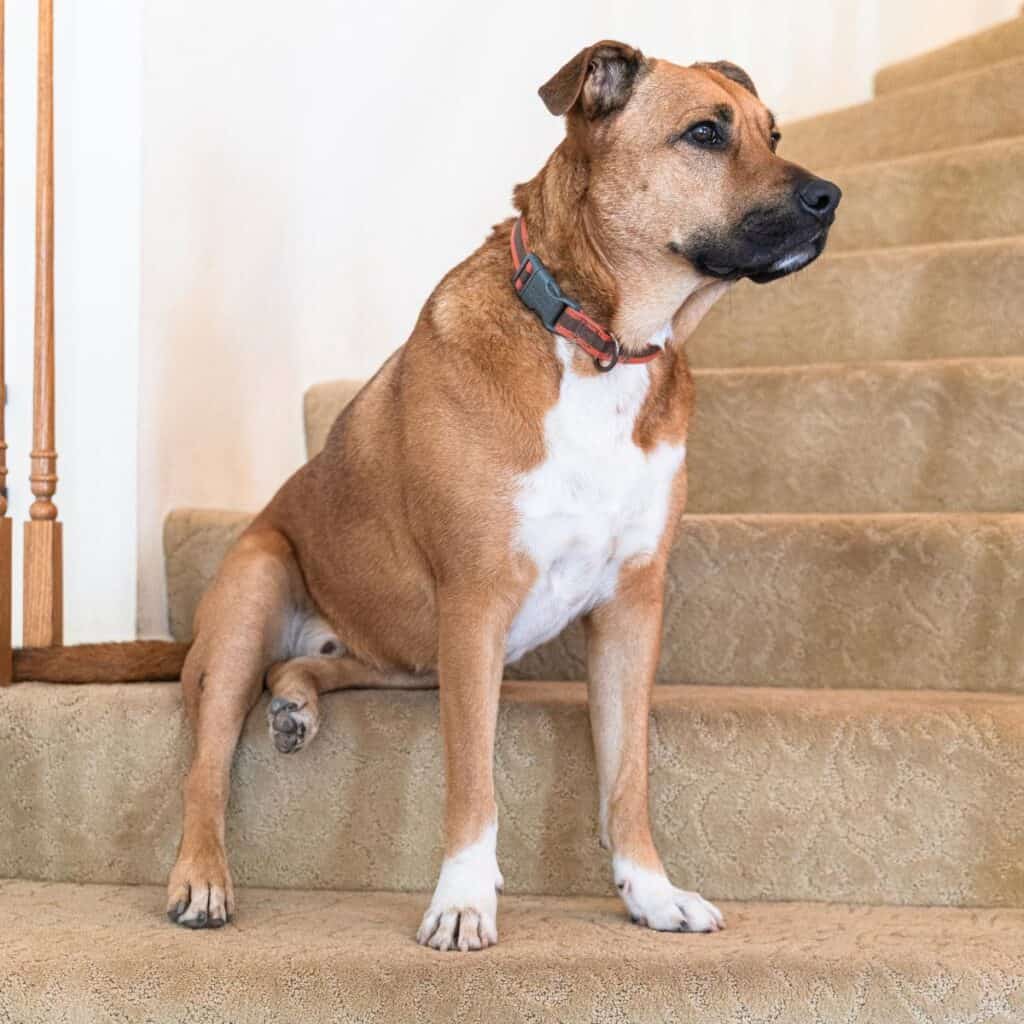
879;1;1021;64
4;0;141;644
6;2;1017;640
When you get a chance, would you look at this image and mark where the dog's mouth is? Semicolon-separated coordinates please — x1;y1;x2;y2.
697;228;827;285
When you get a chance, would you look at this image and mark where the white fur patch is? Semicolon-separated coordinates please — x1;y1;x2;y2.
506;342;685;663
291;613;344;658
417;822;504;951
613;856;724;932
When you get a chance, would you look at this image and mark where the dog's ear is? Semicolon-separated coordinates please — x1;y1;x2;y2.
697;61;759;98
539;41;647;118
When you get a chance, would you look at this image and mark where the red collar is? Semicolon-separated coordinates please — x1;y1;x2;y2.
509;217;662;372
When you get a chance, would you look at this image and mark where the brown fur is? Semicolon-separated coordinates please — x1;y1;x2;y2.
165;44;836;940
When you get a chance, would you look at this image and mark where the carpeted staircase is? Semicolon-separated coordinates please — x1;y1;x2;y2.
4;19;1024;1022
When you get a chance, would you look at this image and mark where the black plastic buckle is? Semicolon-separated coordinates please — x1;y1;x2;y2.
513;253;580;332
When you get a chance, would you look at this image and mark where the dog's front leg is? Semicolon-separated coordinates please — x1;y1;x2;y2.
586;565;724;933
417;593;507;952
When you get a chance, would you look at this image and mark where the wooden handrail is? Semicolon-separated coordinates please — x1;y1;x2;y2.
13;641;190;683
0;0;10;684
23;0;62;648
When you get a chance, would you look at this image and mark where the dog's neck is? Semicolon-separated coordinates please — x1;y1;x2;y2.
513;139;731;356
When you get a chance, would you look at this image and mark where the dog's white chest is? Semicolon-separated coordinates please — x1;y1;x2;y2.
505;344;685;664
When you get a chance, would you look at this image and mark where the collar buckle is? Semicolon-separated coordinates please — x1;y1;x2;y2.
513;254;580;332
510;216;661;372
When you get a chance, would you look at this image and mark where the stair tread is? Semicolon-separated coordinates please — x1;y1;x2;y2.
692;236;1024;369
11;674;1024;709
167;506;1024;523
819;234;1024;256
823;134;1024;253
693;353;1024;377
165;509;1024;695
513;513;1024;693
2;879;1022;1023
687;357;1024;514
3;680;1023;907
301;358;1024;516
875;14;1024;95
783;55;1024;168
827;130;1024;173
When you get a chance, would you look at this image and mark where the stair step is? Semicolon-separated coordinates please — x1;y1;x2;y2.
784;56;1024;169
3;681;1022;906
690;237;1024;369
167;509;1024;693
512;514;1024;693
163;507;250;641
2;880;1022;1024
689;356;1024;514
304;358;1024;516
827;136;1024;252
875;14;1024;95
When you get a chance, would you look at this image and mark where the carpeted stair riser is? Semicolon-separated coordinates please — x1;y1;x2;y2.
3;883;1022;1024
2;682;1022;907
875;14;1024;95
163;508;251;641
166;509;1024;694
303;361;1024;515
689;238;1024;369
514;514;1024;692
826;137;1024;252
782;57;1024;169
304;378;363;458
688;357;1024;514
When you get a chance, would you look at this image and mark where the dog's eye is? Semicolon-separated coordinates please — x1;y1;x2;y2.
684;121;724;148
769;130;782;153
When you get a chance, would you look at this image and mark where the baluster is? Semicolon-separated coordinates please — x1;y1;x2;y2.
0;0;10;681
23;0;61;648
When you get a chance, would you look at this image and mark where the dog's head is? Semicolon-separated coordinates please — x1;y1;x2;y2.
539;41;840;286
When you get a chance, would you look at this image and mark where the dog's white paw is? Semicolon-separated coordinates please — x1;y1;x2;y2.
614;857;724;933
417;824;503;952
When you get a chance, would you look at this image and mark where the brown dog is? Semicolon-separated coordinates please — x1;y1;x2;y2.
166;41;839;949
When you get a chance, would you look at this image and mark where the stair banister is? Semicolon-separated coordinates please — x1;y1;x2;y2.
23;0;61;648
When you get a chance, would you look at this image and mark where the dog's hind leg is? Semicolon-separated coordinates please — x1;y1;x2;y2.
265;653;437;754
167;528;300;929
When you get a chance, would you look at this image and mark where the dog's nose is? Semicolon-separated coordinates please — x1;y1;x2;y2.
797;177;842;219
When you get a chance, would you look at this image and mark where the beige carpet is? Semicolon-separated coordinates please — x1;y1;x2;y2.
689;237;1024;368
687;358;1024;514
875;14;1024;94
3;681;1022;906
783;56;1024;168
167;508;1024;692
3;880;1023;1024
826;136;1024;252
303;358;1024;516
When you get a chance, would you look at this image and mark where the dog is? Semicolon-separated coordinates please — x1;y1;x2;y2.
166;40;839;949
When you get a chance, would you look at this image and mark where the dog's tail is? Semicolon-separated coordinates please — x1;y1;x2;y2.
12;640;190;683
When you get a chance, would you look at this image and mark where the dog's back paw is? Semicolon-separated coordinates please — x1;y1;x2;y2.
267;697;318;753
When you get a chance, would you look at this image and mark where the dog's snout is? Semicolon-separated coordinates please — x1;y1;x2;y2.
796;177;842;220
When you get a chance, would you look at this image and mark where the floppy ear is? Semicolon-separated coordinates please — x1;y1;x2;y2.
539;41;647;118
698;61;759;97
